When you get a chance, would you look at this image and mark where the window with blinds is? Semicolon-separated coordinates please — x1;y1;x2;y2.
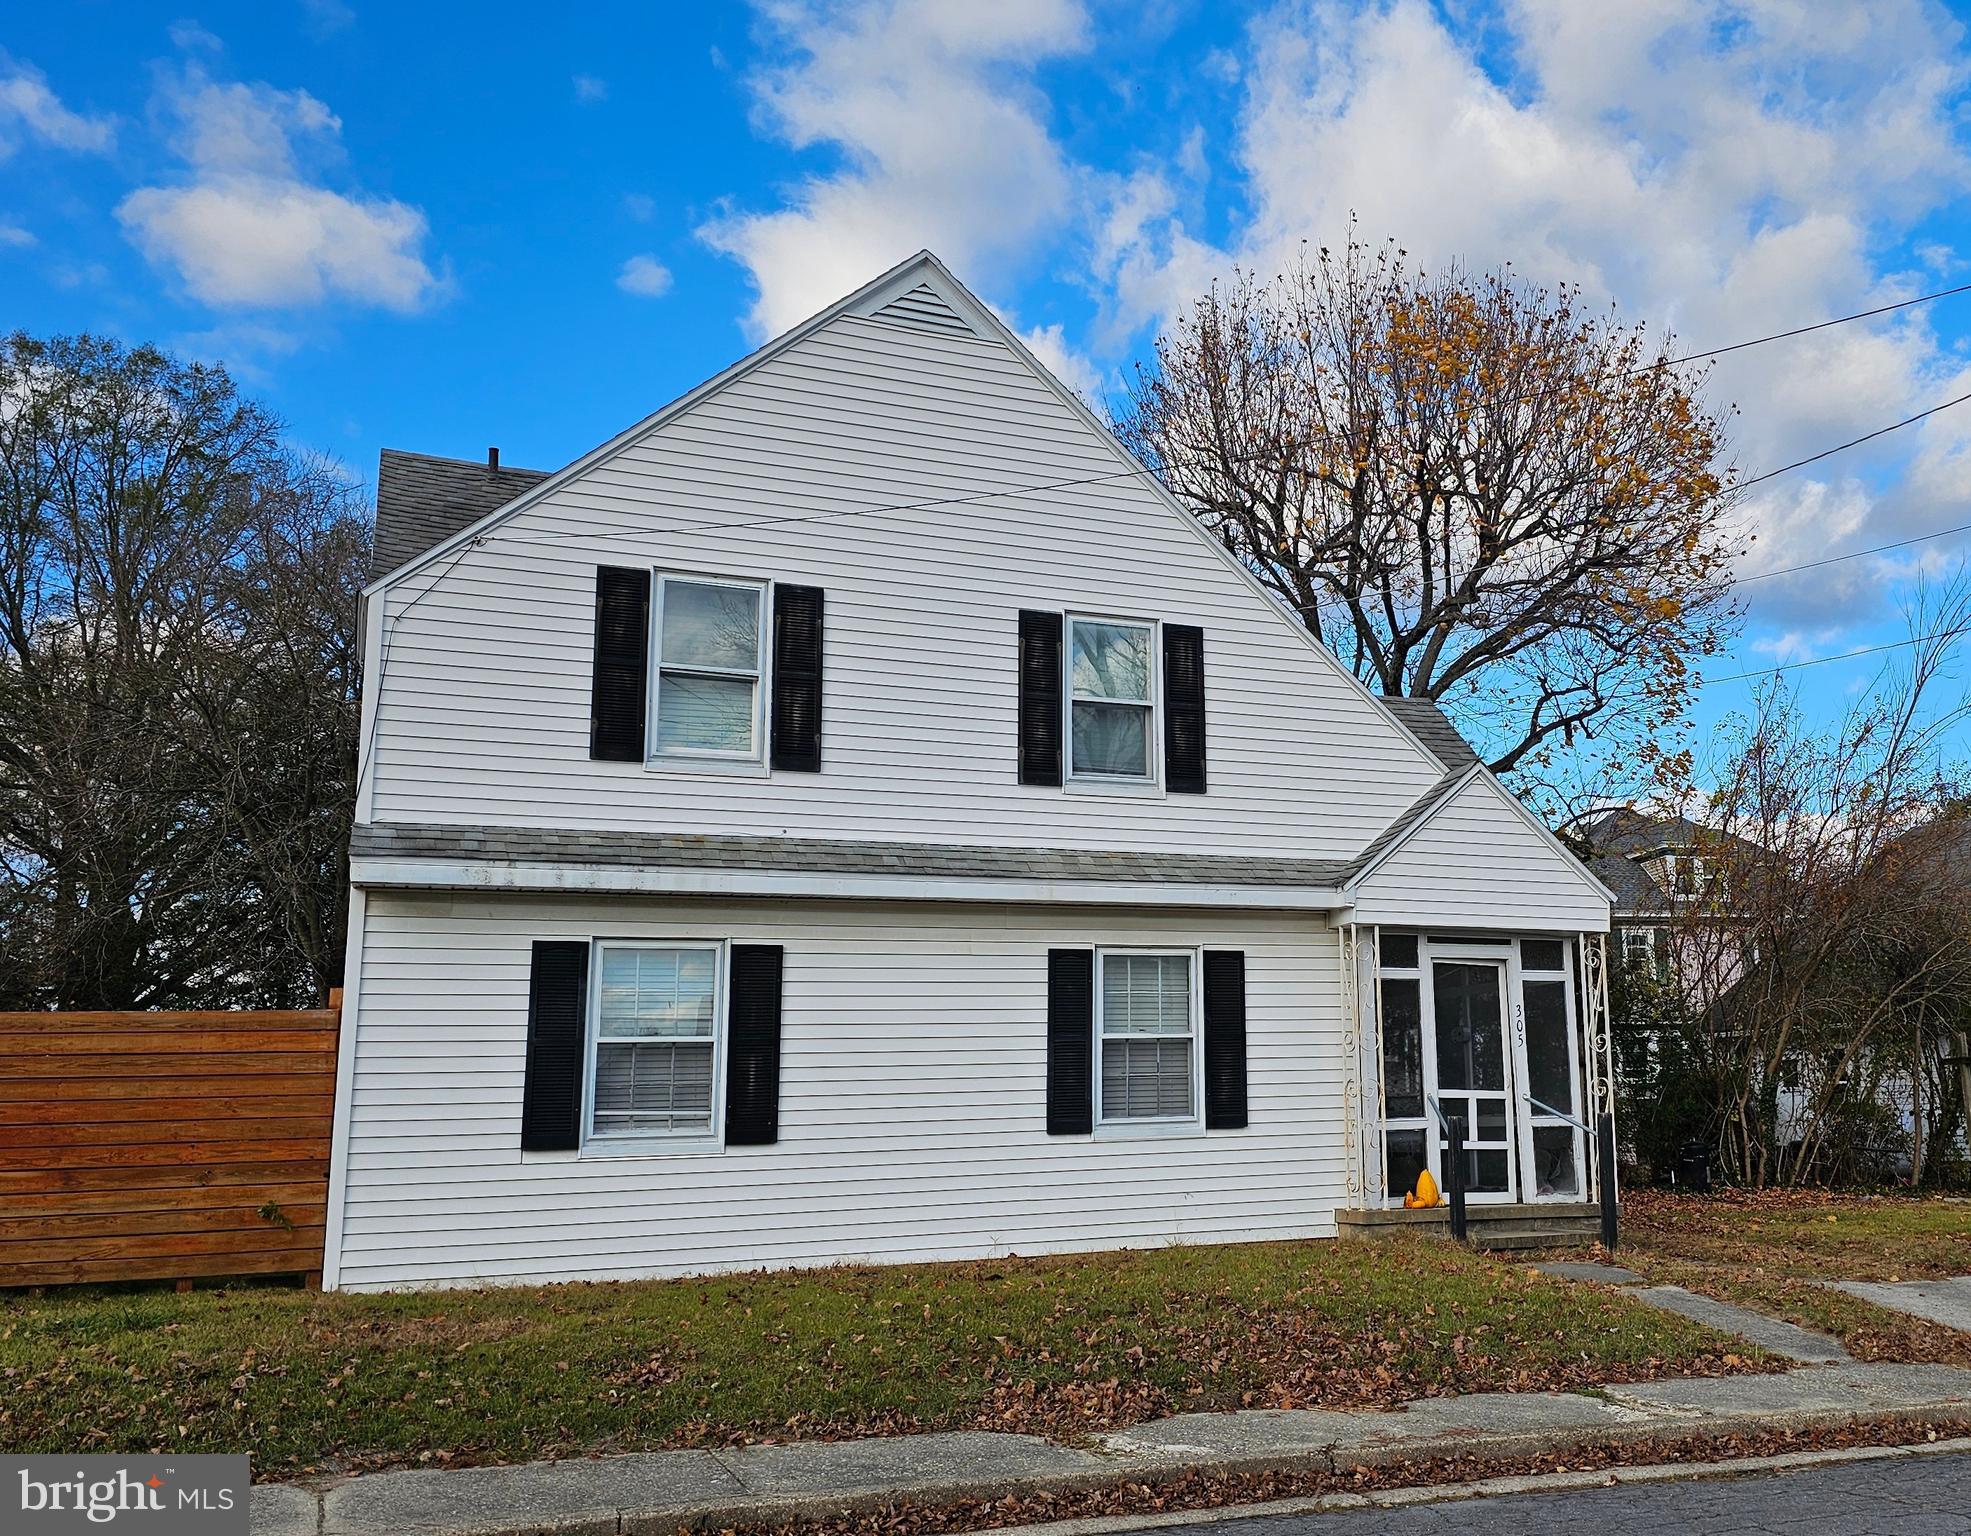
1096;951;1198;1123
654;575;766;760
591;944;720;1139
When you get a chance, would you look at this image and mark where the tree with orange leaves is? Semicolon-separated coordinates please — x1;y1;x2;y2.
1116;235;1740;810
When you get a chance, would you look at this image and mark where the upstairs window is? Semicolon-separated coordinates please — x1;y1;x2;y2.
654;576;766;760
590;944;721;1141
1068;617;1155;781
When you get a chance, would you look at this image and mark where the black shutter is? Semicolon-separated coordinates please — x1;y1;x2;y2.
1163;624;1207;794
1046;948;1094;1135
726;944;784;1145
590;566;650;761
1018;610;1063;785
521;941;589;1151
1202;950;1248;1130
771;585;825;772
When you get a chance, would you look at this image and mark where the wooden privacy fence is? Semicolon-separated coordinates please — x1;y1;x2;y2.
0;995;340;1288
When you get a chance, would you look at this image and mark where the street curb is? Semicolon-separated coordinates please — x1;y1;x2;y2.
638;1412;1971;1533
270;1407;1971;1536
970;1436;1971;1536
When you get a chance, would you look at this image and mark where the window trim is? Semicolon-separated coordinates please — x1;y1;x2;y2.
582;938;727;1156
1092;946;1203;1134
1065;612;1162;791
649;571;771;766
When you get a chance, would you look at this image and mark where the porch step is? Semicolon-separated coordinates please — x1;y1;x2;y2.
1336;1204;1602;1252
1469;1224;1601;1252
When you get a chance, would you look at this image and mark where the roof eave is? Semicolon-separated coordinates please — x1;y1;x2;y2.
348;854;1347;910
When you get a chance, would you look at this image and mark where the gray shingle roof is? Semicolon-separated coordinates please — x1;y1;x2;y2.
372;449;552;579
1381;698;1483;770
1587;852;1665;915
350;823;1352;889
1567;807;1766;915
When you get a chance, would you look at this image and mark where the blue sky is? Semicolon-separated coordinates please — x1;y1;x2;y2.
9;0;1971;763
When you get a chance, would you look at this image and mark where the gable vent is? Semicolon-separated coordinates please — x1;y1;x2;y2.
870;282;977;336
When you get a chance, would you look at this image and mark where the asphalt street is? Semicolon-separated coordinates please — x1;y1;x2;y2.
1182;1453;1971;1535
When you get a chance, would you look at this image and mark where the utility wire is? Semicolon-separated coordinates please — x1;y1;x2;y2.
490;461;1175;548
367;285;1971;718
1733;386;1971;492
439;286;1971;557
1699;622;1971;686
1740;516;1971;584
1643;282;1971;375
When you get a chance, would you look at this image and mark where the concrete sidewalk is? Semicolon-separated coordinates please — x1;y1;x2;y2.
250;1360;1971;1536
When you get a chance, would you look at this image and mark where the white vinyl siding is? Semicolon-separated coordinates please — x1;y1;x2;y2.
1349;774;1612;933
363;302;1445;855
1096;951;1197;1124
332;893;1342;1290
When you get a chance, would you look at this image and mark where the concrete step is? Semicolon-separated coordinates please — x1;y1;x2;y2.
1464;1217;1603;1238
1471;1226;1601;1251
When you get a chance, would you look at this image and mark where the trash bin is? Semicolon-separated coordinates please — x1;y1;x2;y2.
1676;1140;1712;1193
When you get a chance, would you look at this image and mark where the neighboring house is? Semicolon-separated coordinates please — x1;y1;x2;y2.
1568;807;1749;983
324;252;1614;1292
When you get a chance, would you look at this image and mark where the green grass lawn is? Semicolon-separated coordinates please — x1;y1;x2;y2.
1625;1188;1971;1280
0;1236;1757;1479
1620;1189;1971;1367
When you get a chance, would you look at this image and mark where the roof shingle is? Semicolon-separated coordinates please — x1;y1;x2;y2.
350;823;1352;889
372;449;551;579
1381;697;1483;770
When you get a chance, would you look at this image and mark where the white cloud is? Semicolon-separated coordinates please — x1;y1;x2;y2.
699;0;1091;339
299;0;356;38
116;65;441;312
1019;320;1103;401
169;20;224;53
174;320;305;385
573;74;608;104
0;222;34;248
700;0;1971;630
622;192;656;222
616;253;673;297
1094;0;1971;626
0;57;115;156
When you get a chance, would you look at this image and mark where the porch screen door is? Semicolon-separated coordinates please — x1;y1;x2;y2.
1515;941;1587;1200
1432;961;1514;1198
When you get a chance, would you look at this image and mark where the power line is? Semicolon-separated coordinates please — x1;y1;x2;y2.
489;461;1175;549
1645;281;1971;375
1733;386;1971;492
1699;622;1971;686
1740;516;1971;584
439;287;1971;558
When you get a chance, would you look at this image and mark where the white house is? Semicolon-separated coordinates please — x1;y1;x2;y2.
325;252;1616;1292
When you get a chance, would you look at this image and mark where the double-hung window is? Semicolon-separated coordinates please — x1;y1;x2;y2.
1096;950;1199;1124
1068;616;1156;781
589;943;721;1142
654;575;766;761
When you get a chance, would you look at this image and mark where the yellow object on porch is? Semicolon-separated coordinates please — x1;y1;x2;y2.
1415;1168;1441;1207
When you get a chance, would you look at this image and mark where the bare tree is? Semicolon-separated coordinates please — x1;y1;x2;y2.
0;333;367;1009
1616;576;1971;1186
1117;233;1740;813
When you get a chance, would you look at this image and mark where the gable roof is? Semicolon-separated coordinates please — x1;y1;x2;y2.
372;450;551;579
360;248;1445;780
1343;762;1618;906
1566;806;1767;917
1380;698;1483;771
